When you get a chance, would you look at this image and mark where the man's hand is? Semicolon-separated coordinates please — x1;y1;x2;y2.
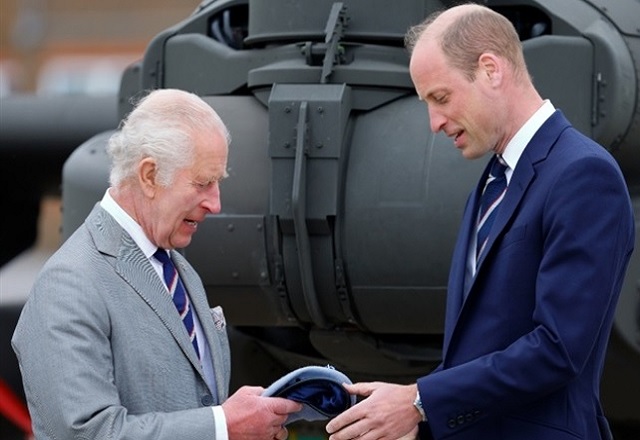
222;386;302;440
326;382;422;440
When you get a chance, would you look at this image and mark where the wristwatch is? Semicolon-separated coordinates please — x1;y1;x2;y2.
413;390;427;422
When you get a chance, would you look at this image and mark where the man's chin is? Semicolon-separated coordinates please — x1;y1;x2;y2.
460;149;477;160
460;147;486;160
170;236;193;250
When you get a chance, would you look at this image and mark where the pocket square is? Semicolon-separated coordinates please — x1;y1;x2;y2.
262;365;356;425
210;306;226;331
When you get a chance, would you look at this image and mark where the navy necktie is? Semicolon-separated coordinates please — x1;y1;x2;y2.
476;156;508;260
154;249;200;359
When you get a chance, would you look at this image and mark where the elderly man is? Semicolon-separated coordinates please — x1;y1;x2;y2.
13;88;300;440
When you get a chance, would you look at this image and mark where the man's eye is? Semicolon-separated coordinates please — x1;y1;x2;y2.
192;181;211;190
193;178;224;190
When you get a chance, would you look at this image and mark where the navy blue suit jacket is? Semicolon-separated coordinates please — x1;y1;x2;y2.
418;111;635;439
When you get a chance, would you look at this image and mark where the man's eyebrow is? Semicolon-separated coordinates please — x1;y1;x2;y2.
428;86;446;96
207;170;229;183
423;87;450;101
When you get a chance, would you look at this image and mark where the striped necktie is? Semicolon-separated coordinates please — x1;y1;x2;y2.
154;249;200;359
476;156;508;261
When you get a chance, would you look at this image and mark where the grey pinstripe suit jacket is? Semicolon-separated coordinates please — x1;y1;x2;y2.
12;204;231;439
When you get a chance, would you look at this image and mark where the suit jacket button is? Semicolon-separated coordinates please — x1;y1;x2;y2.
201;394;214;406
448;419;457;429
457;415;465;425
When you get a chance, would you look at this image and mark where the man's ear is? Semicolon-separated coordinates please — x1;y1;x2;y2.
138;157;158;198
478;52;502;85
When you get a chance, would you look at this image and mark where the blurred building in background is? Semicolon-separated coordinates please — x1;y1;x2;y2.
1;0;197;96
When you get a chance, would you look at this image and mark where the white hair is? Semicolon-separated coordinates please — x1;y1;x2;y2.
107;89;230;187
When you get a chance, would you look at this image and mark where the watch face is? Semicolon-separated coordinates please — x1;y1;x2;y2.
414;393;426;422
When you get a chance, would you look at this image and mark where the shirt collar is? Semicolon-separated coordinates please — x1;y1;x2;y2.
100;188;158;259
501;99;555;173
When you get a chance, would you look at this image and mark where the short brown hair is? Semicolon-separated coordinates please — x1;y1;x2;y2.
405;4;528;82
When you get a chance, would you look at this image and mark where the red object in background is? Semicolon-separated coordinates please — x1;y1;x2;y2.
0;379;32;435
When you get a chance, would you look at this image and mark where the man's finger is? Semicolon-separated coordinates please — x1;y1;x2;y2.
327;419;368;440
343;382;379;397
270;397;303;415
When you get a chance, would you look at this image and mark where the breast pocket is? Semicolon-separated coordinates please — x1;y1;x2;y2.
498;224;527;251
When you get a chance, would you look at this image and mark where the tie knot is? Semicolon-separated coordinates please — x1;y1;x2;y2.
490;156;508;178
154;248;171;265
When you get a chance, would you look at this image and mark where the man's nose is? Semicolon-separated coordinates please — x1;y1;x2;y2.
202;184;221;214
429;107;446;133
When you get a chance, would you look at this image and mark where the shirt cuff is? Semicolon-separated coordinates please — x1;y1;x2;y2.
212;406;228;440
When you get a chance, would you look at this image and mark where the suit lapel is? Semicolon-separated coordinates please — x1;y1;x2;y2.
87;205;207;381
172;251;229;400
441;159;495;355
444;189;482;348
471;111;569;278
118;242;206;374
